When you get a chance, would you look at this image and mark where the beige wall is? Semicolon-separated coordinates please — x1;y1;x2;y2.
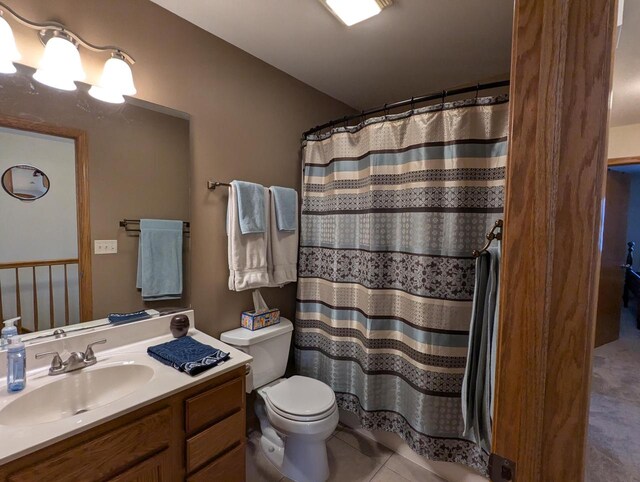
609;123;640;159
3;0;353;336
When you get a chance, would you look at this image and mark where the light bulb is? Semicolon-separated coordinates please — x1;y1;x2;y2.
0;16;20;73
33;35;85;91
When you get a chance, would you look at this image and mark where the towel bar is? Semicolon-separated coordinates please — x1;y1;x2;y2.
119;219;190;235
472;220;503;257
207;181;231;190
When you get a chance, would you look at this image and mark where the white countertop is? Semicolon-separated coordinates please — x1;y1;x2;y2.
0;311;252;465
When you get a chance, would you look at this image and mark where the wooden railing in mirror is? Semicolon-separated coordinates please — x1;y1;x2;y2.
0;258;80;334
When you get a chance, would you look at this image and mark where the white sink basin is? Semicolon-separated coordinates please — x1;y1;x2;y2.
0;363;154;426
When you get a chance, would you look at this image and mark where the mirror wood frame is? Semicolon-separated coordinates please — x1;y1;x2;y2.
0;115;93;325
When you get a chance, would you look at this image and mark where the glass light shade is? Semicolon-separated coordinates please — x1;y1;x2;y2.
326;0;382;26
33;36;85;91
0;58;16;74
0;16;20;73
87;85;124;104
89;56;136;104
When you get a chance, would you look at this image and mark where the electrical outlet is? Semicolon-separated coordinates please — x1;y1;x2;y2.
94;240;118;254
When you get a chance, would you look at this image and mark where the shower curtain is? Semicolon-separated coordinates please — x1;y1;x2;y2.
295;95;509;473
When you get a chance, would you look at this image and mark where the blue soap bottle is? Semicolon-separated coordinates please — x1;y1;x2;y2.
7;336;26;393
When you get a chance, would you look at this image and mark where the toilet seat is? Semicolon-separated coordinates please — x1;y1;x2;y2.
264;375;336;422
265;396;337;422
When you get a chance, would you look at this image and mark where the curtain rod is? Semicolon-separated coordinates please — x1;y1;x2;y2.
303;79;510;138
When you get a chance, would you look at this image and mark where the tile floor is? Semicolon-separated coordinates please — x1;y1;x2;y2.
246;424;447;482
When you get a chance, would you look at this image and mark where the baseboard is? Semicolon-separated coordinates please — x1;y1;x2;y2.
339;410;488;482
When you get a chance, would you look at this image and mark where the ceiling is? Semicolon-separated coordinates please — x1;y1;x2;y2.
611;0;640;126
150;0;513;110
150;0;639;126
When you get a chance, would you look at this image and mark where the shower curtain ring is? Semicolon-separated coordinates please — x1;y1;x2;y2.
441;90;447;105
360;110;365;125
384;103;389;116
410;96;415;112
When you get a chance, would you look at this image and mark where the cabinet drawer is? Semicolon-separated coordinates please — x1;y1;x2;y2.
187;443;245;482
109;450;168;482
8;408;171;482
186;410;244;473
185;377;243;434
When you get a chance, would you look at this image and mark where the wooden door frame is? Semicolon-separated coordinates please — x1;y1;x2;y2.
0;116;93;322
492;0;618;481
607;156;640;167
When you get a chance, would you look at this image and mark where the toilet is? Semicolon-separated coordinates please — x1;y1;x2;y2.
221;318;338;482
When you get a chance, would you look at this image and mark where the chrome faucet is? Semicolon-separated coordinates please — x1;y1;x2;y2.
36;339;107;376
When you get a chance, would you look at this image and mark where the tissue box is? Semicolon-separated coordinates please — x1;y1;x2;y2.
241;308;281;331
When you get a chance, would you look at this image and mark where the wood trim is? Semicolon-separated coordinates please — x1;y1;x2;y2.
75;128;92;322
0;116;93;322
492;1;618;481
0;259;79;269
608;156;640;166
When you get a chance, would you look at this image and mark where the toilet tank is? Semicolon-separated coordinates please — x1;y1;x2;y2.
220;318;293;392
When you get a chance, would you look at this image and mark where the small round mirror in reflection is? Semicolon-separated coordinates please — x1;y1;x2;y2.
1;165;50;201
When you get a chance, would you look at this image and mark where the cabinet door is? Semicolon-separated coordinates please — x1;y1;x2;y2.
7;408;171;482
109;450;169;482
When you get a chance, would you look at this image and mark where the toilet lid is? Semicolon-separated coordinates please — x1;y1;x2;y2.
265;376;335;417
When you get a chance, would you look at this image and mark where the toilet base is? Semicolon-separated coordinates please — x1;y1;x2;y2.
277;436;330;482
254;384;338;482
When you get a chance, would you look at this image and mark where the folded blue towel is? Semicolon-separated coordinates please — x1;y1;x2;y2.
147;336;230;376
108;310;152;325
136;219;183;301
233;181;266;234
270;186;297;231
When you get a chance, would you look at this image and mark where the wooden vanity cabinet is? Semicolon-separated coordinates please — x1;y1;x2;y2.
0;366;247;482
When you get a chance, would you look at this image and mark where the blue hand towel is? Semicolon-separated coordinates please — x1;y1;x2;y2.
136;219;183;301
108;310;152;325
147;336;230;376
233;180;266;234
270;186;297;231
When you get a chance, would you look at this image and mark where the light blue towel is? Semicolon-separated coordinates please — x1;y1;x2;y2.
136;219;183;301
270;186;297;231
233;180;266;234
461;246;500;453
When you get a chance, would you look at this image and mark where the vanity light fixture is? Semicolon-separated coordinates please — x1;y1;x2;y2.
0;1;136;100
0;15;20;74
321;0;393;27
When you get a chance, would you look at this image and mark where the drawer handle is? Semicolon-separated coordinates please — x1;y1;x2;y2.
245;365;251;375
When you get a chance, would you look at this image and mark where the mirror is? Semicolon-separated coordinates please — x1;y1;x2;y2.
0;127;82;337
2;165;51;201
0;64;191;342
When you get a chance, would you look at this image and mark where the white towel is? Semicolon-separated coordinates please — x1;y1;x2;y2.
268;187;298;286
227;184;270;291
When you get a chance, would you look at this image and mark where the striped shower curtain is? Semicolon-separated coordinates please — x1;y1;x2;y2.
295;95;509;473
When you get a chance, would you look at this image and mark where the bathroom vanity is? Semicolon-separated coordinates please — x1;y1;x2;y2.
0;311;252;482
